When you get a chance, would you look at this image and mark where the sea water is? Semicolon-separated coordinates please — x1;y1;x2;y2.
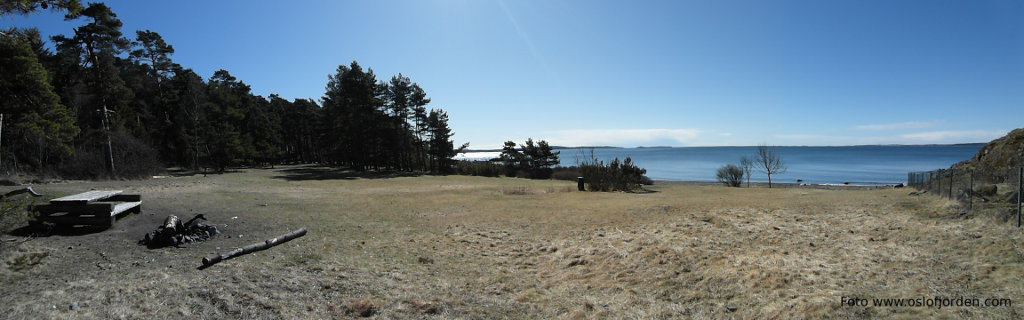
455;144;984;185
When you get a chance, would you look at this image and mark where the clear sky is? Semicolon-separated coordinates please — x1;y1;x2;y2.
4;0;1022;149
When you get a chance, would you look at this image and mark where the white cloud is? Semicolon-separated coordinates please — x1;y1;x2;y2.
854;121;942;131
773;129;1005;146
899;130;1007;142
544;128;702;147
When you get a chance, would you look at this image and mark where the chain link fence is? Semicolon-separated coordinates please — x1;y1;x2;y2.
908;167;1023;226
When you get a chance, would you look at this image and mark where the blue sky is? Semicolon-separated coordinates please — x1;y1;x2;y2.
4;0;1021;149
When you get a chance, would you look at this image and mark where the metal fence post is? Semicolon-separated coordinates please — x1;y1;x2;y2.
1017;167;1022;228
969;170;973;211
949;170;954;199
931;171;935;193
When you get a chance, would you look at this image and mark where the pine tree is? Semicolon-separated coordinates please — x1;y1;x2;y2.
125;30;177;150
0;28;79;171
425;109;465;173
52;3;138;143
280;97;320;164
203;70;246;172
0;0;81;16
165;66;206;169
321;61;381;170
130;30;175;82
243;95;282;166
499;138;559;178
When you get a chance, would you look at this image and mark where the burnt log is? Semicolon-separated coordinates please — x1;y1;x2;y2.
141;214;218;248
163;215;181;233
183;214;207;228
201;228;307;267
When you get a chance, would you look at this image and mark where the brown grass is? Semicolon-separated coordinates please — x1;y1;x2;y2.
0;165;1021;319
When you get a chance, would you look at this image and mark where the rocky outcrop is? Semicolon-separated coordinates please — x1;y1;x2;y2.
957;128;1024;169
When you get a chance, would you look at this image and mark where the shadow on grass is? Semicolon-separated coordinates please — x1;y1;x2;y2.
272;166;423;181
165;167;249;177
8;223;109;237
166;167;198;177
633;188;660;194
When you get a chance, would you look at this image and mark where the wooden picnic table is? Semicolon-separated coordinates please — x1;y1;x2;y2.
31;190;142;227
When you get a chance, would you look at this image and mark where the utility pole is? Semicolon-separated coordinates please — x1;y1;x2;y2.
101;106;115;175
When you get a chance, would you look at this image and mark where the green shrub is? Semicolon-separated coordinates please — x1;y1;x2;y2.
60;132;165;179
7;252;47;271
579;156;647;192
499;139;559;179
716;164;744;187
551;166;582;181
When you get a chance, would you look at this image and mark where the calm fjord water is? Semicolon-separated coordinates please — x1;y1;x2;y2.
457;144;984;185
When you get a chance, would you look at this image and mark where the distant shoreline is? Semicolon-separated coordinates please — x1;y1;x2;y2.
651;180;900;190
458;144;974;185
461;143;986;153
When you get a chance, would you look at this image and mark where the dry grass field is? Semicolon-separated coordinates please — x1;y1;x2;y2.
1;165;1022;319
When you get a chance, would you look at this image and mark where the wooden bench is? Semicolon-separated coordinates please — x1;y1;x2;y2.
31;190;142;227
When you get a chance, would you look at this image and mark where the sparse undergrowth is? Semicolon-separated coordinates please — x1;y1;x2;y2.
7;252;47;272
0;166;1020;319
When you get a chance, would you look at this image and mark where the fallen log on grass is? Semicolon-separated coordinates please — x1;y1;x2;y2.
201;227;307;267
3;186;42;198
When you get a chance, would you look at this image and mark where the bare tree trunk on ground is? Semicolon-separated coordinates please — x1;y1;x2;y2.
201;227;307;267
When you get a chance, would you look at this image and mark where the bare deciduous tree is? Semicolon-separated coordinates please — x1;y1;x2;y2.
755;144;786;188
739;156;753;187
